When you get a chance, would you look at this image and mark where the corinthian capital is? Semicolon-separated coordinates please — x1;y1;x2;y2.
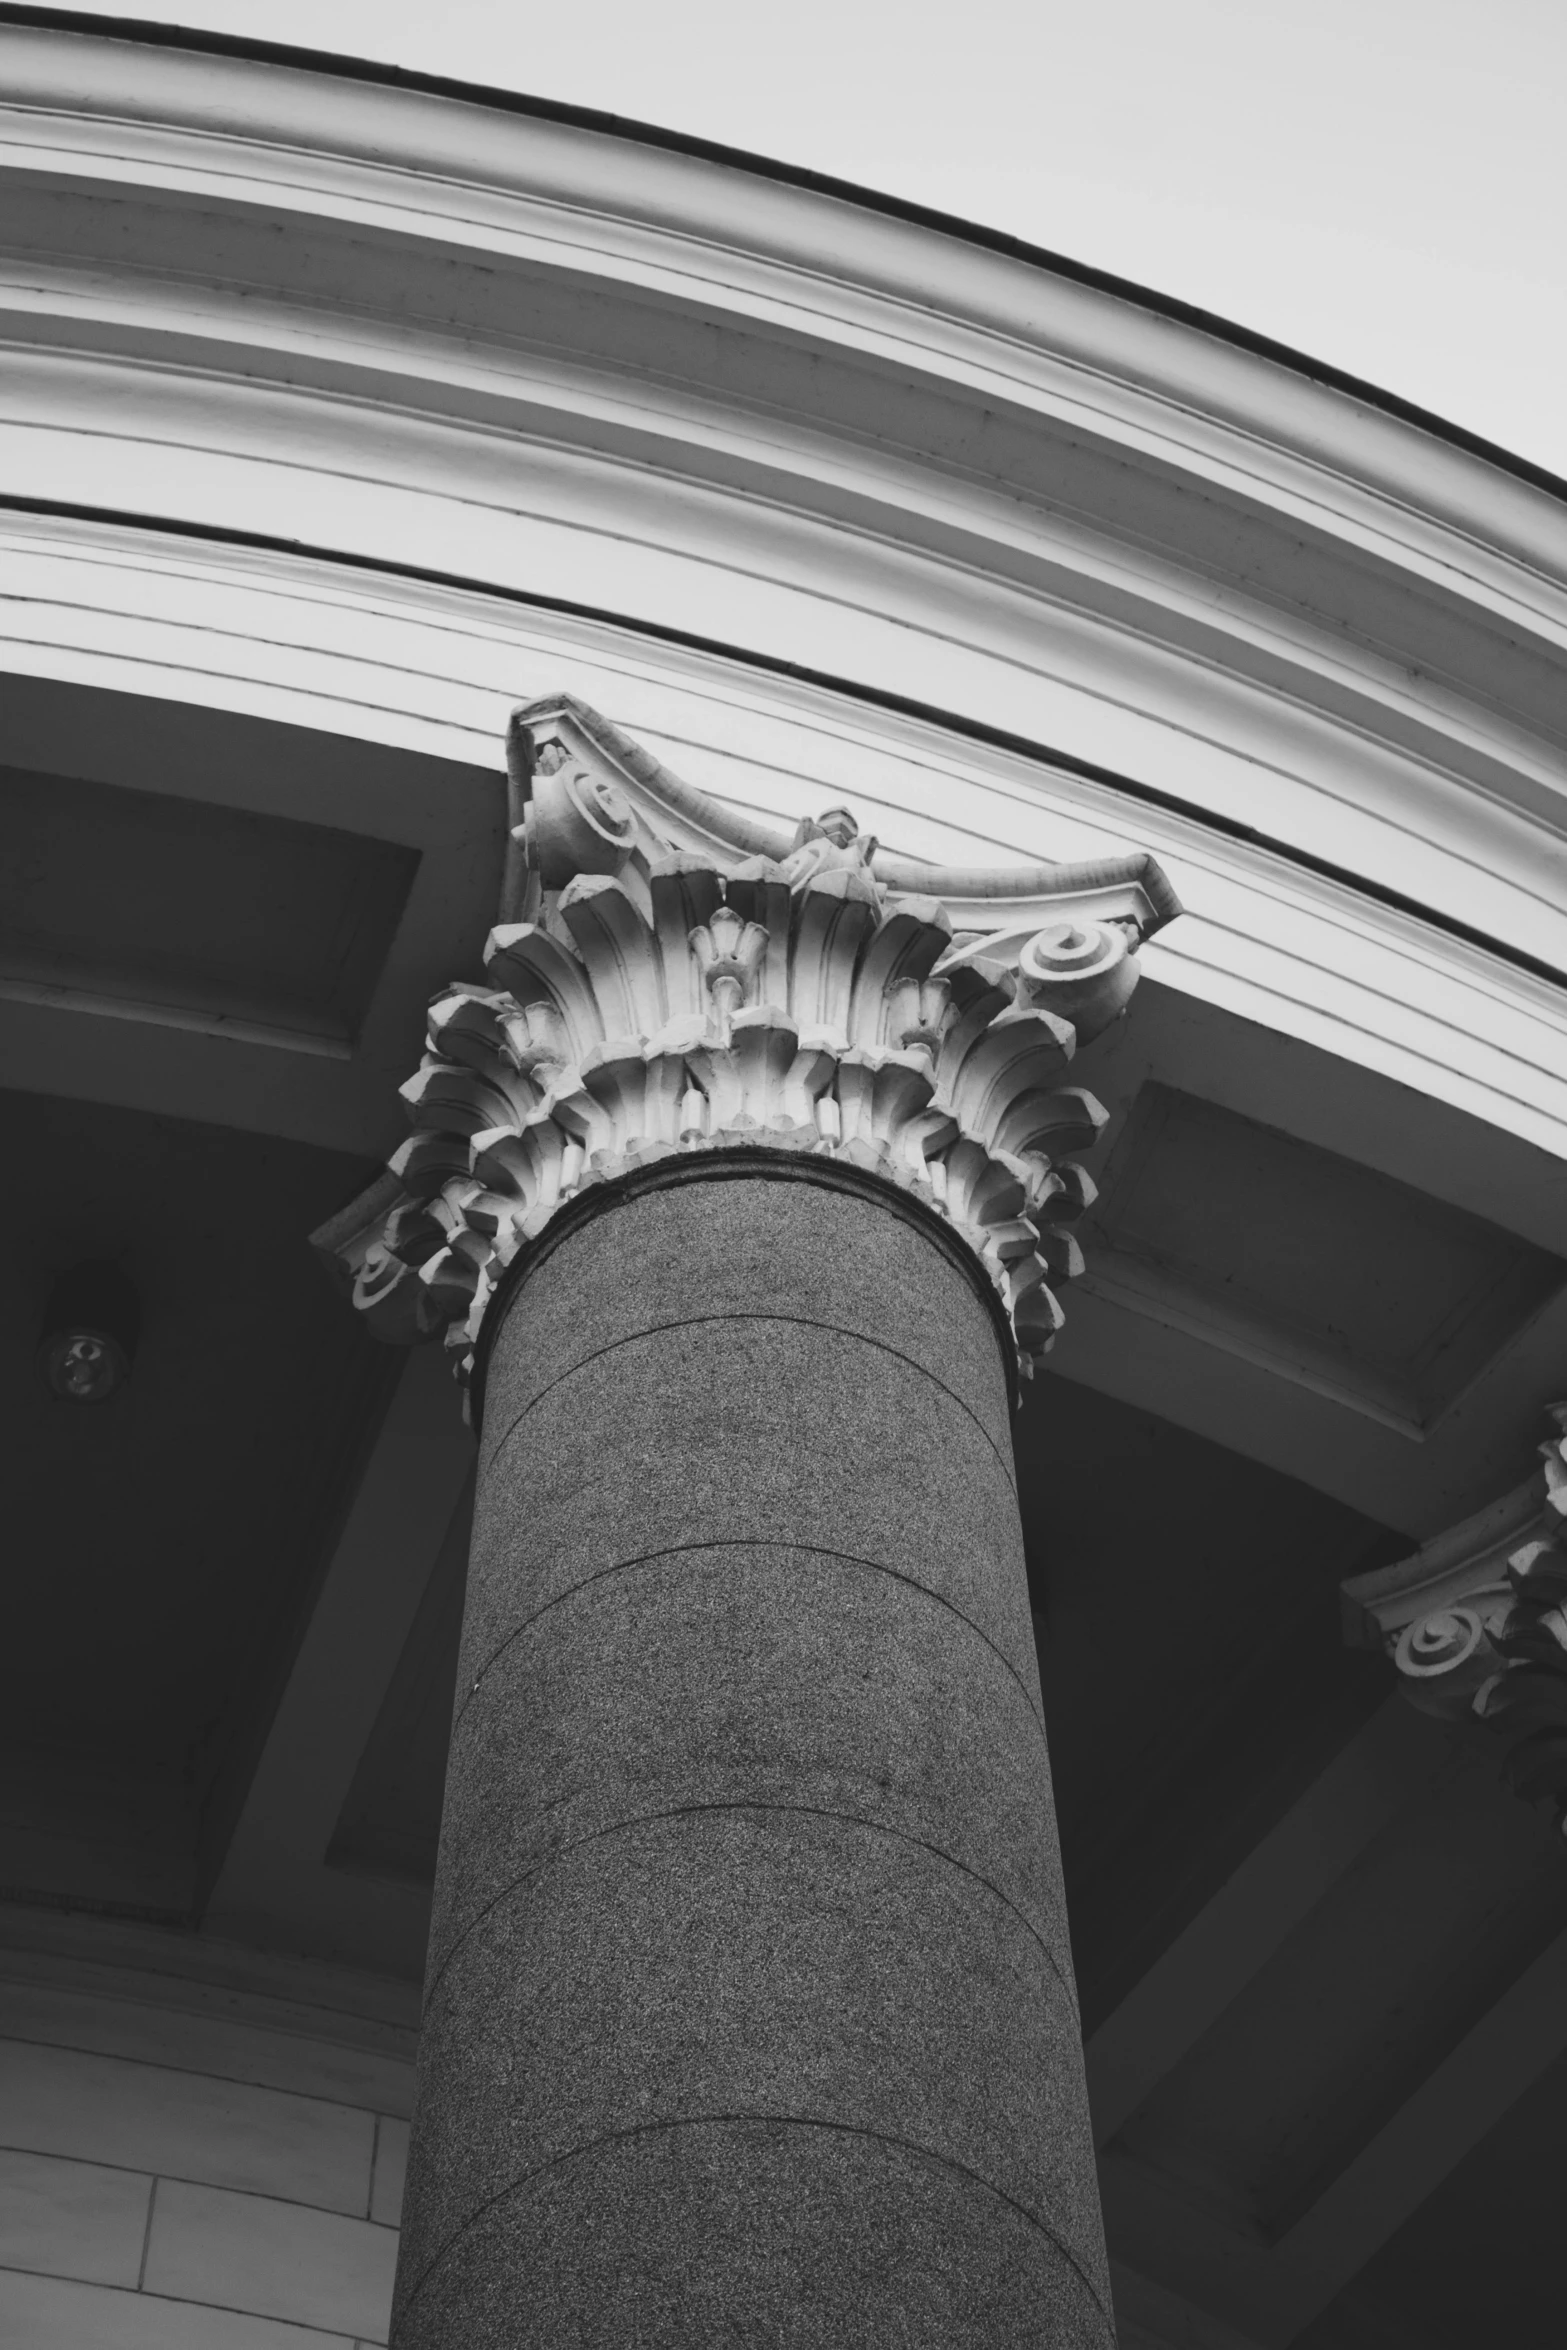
319;695;1180;1388
1343;1403;1567;1831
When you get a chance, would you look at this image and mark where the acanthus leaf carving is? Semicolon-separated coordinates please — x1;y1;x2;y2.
316;693;1182;1394
1343;1403;1567;1836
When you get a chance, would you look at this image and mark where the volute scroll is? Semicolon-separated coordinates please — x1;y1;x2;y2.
1345;1404;1567;1835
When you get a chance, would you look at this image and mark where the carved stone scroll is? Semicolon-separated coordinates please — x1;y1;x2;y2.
1343;1403;1567;1832
318;693;1180;1389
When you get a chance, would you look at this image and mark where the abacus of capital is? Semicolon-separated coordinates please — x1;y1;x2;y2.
319;693;1181;2345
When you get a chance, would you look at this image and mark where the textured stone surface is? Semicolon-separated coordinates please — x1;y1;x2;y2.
0;2269;360;2350
403;2119;1110;2348
475;1172;1014;1467
429;1541;1066;1982
143;2179;397;2341
0;2037;375;2212
394;1171;1110;2346
0;2146;151;2287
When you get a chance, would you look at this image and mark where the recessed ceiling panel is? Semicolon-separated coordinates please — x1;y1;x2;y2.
1082;1084;1565;1435
1020;1369;1397;2028
1107;1763;1566;2243
1;1085;398;1916
0;764;419;1046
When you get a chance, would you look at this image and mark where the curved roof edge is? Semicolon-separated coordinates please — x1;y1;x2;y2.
5;1;1564;510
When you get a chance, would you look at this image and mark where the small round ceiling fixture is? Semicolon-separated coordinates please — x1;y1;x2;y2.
36;1261;140;1404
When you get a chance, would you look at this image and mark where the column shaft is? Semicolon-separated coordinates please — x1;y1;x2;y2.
392;1164;1112;2346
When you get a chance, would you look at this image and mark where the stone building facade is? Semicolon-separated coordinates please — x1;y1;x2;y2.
2;13;1566;2346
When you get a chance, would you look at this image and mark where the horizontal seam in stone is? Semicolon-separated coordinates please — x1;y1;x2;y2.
0;2025;410;2108
0;2146;388;2224
396;2108;1114;2337
449;1535;1047;1743
19;2269;373;2340
482;1310;1017;1494
420;1795;1079;2029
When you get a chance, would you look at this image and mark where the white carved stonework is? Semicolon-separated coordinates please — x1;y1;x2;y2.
1343;1403;1567;1829
321;694;1180;1388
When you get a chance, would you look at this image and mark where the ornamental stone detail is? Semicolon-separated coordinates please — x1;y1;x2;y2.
1343;1403;1567;1832
320;693;1180;1390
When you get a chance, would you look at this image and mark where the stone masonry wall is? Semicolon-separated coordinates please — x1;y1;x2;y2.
0;1959;414;2347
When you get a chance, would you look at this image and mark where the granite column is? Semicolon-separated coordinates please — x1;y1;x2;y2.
391;1157;1112;2346
323;694;1179;2348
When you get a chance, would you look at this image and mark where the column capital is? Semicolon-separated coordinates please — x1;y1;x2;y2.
1343;1401;1567;1828
319;693;1180;1387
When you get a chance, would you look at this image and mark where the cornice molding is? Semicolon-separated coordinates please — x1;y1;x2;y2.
316;695;1177;1387
1;6;1561;510
3;16;1563;615
1343;1402;1567;1830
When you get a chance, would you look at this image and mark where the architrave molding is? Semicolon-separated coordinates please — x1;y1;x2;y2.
4;509;1565;1168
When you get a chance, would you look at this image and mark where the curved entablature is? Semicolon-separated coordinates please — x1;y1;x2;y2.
0;13;1563;973
318;696;1178;1387
0;14;1564;1171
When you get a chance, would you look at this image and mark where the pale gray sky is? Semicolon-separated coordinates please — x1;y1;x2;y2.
42;0;1567;479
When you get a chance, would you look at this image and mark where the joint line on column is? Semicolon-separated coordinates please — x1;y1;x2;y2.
481;1311;1019;1498
421;1793;1079;2027
450;1536;1048;1746
396;2108;1116;2339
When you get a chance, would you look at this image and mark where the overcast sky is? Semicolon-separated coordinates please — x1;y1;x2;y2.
45;0;1567;480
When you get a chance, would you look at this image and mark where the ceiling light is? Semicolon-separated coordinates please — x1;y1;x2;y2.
36;1262;140;1405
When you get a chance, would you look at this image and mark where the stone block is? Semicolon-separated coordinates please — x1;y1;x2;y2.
0;2266;357;2348
0;1977;417;2117
404;1807;1101;2327
0;2038;375;2215
478;1176;1012;1467
429;1540;1066;1984
143;2178;397;2342
460;1315;1034;1710
401;2114;1114;2349
0;2145;151;2287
